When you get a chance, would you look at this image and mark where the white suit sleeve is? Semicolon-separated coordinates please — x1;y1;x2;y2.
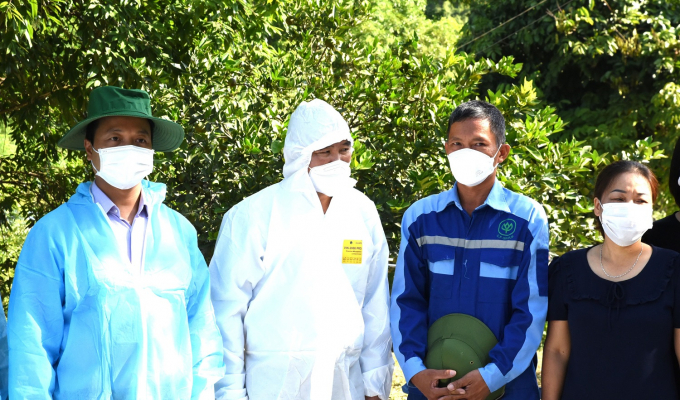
359;212;394;400
210;207;266;400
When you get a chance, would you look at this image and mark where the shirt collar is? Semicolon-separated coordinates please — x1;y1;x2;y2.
448;179;511;214
91;180;148;219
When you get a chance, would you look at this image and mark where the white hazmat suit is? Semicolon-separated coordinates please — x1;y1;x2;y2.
210;99;393;400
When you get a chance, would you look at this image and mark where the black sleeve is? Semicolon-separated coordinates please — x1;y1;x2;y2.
547;256;568;321
671;254;680;329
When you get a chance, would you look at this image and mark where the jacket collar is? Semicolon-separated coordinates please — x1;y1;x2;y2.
447;179;511;214
70;180;167;215
90;180;148;219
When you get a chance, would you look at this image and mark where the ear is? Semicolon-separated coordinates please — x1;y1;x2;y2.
444;136;454;156
84;139;94;161
593;197;603;218
497;143;511;164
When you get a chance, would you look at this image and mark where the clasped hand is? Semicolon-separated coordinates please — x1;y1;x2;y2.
411;368;490;400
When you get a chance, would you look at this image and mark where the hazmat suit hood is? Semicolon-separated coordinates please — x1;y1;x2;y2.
282;99;354;179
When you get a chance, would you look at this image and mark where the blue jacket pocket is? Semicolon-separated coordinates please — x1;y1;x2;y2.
478;261;518;303
480;262;519;280
429;258;454;299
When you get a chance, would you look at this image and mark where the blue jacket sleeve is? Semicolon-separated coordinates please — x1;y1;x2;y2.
8;223;65;399
390;208;429;383
185;226;226;400
478;206;549;392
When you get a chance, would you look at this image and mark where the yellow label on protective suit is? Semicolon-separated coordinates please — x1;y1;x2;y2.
342;240;363;264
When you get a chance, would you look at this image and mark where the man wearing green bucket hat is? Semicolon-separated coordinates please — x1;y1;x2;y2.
8;86;225;399
391;101;549;400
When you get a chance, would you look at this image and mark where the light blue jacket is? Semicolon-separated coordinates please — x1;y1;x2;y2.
0;295;7;400
8;181;224;399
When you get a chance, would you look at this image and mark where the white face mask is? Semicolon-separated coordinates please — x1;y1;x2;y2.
308;160;356;197
599;202;654;247
447;147;501;187
92;145;155;190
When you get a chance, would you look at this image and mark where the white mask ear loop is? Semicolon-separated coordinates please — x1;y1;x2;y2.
91;147;101;174
144;158;152;182
491;145;502;168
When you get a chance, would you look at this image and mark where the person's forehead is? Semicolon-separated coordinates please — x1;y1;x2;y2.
448;118;493;140
606;172;652;194
315;139;352;151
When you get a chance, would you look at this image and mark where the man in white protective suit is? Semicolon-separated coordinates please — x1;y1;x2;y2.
210;99;394;400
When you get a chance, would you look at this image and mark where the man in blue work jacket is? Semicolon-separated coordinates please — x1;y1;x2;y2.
390;100;549;400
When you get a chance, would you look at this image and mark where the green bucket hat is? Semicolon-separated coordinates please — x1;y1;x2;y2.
58;86;184;152
425;313;506;400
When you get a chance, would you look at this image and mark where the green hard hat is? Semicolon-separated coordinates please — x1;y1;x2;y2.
58;86;184;152
425;313;506;400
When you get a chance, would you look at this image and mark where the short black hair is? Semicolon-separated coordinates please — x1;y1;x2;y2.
84;118;155;145
447;100;506;147
670;137;680;208
84;119;101;145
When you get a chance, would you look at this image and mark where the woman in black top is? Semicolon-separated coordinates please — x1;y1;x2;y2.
643;137;680;253
542;161;680;400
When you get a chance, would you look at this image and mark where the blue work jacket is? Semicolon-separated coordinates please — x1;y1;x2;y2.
391;180;549;399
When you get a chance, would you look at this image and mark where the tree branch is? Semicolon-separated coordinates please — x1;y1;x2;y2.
0;180;29;187
0;83;81;115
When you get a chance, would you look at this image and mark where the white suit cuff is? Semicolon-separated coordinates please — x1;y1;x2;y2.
214;374;248;400
363;363;395;400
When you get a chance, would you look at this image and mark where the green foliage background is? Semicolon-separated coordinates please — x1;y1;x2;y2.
460;0;680;210
0;0;677;314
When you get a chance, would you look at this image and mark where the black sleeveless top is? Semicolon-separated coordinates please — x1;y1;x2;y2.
548;246;680;400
